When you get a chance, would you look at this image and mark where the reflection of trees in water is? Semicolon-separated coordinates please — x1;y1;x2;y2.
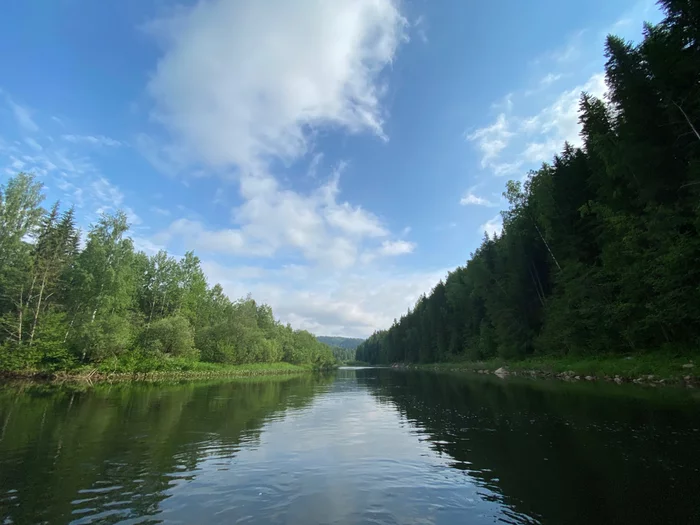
357;369;700;525
0;375;333;524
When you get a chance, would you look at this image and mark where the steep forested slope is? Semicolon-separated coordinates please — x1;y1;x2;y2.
358;1;700;365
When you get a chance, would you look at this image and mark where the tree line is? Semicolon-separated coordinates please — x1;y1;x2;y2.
316;336;365;363
357;1;700;365
0;174;335;372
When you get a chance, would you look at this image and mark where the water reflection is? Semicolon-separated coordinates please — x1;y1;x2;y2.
0;375;334;524
1;369;699;524
357;368;700;524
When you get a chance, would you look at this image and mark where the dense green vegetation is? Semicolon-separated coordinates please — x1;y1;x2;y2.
357;2;700;366
317;336;365;363
0;176;335;374
316;336;365;350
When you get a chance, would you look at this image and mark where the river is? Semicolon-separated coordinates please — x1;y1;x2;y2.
1;367;699;524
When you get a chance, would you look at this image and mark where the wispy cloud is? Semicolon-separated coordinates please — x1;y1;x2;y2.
0;101;136;227
466;113;514;172
150;206;171;217
540;73;562;86
414;14;428;43
468;73;607;175
460;190;499;207
379;239;415;256
24;137;43;151
62;134;122;147
5;95;39;133
479;214;503;238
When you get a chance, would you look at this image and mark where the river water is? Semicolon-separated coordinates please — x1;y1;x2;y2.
1;367;699;524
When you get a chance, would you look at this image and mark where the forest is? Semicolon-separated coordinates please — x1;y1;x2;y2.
357;1;700;365
0;174;335;373
316;336;365;363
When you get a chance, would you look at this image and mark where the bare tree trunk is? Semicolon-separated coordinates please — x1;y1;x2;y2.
533;222;562;271
528;262;546;307
29;273;48;346
148;297;156;327
63;307;78;343
17;285;24;345
90;306;98;323
673;101;700;142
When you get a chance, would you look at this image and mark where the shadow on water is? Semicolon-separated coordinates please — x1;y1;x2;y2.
0;374;334;525
356;368;700;525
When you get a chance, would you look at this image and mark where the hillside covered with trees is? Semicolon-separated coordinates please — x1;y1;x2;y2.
0;174;335;373
316;336;365;362
357;1;700;365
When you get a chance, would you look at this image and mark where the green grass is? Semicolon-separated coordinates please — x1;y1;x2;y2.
410;352;699;384
1;360;327;383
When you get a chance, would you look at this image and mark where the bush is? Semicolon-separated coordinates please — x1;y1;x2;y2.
140;316;198;360
70;313;136;362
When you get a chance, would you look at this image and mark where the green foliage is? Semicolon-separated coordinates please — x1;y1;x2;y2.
357;5;700;365
327;345;358;363
316;336;364;351
0;176;336;374
140;316;198;359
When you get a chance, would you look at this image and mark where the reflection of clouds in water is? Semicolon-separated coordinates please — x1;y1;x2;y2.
156;375;498;525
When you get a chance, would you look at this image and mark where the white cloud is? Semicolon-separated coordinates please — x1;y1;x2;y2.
520;73;606;161
62;134;122;147
202;260;447;337
479;214;503;238
492;160;523;176
491;93;514;112
4;95;39;133
134;133;190;178
468;72;607;174
24;138;43;151
146;0;407;169
138;0;426;335
158;170;398;268
469;1;663;180
540;73;562;86
466;113;513;169
532;29;586;67
1;126;137;227
414;14;428;43
91;176;124;207
460;191;498;207
156;218;250;255
379;239;415;256
125;207;142;226
323;181;388;237
150;206;171;216
131;235;165;256
306;152;324;179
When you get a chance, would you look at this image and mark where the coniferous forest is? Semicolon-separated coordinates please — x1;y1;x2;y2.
357;1;700;365
0;174;334;373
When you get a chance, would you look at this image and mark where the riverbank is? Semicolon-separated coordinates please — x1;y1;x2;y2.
0;361;329;384
396;353;699;387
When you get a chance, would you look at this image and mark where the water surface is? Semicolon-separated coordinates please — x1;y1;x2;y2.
1;368;699;524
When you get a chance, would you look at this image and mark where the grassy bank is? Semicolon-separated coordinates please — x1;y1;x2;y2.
1;361;330;383
404;353;699;386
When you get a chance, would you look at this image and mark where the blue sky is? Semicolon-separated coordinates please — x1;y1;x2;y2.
0;0;662;337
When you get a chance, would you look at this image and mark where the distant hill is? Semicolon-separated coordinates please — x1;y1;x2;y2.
316;336;364;350
316;336;365;363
